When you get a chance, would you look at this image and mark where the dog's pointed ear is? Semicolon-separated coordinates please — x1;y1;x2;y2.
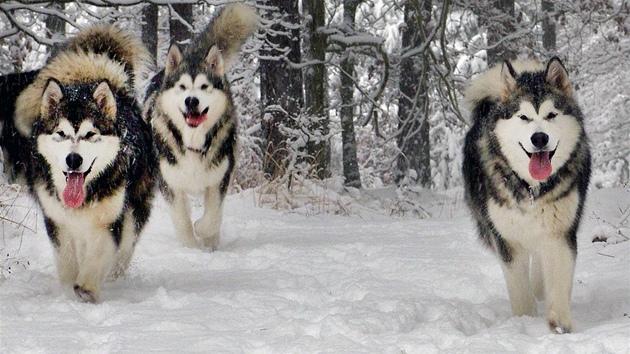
165;44;183;76
93;81;117;119
501;60;518;93
205;45;225;77
545;57;572;97
41;79;63;119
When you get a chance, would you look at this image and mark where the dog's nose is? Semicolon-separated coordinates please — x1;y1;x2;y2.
531;132;549;149
66;153;83;171
184;96;199;110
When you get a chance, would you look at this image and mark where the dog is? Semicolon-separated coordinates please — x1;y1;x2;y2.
13;24;156;303
0;71;39;184
143;4;257;250
462;57;591;333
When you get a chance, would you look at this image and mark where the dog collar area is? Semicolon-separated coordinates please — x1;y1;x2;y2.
186;147;206;154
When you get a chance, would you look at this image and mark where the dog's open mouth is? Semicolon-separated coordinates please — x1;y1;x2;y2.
520;143;557;181
62;160;94;209
184;107;209;128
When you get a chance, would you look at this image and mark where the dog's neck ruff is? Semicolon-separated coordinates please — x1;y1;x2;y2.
516;173;536;204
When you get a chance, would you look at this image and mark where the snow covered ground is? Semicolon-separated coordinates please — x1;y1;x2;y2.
1;186;628;353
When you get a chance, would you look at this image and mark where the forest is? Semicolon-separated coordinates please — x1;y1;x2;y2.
0;0;629;214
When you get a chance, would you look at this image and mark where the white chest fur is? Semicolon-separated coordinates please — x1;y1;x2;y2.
160;154;229;194
487;190;579;249
35;184;126;231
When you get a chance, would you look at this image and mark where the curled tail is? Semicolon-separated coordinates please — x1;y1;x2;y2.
186;3;258;65
60;24;153;95
463;59;544;111
14;24;152;136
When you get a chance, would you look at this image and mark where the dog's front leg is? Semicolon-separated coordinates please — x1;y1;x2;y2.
541;236;576;334
73;229;117;303
167;190;197;248
195;185;223;251
500;246;537;318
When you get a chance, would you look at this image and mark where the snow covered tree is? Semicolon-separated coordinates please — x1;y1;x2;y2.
44;3;65;57
258;0;304;180
396;0;432;187
169;4;193;46
541;0;556;52
142;4;159;59
303;0;331;180
338;0;363;189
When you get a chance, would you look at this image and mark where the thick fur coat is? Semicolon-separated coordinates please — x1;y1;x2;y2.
462;58;591;334
143;4;257;250
14;24;156;303
0;71;38;183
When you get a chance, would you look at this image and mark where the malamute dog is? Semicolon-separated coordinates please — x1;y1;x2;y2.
13;25;156;303
462;58;591;333
143;4;257;249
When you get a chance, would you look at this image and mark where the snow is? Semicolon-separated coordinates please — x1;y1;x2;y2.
1;186;628;353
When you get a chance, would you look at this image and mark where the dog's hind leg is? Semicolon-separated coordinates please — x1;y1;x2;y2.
500;247;537;318
167;190;197;248
195;185;223;251
73;229;117;303
541;237;575;334
109;212;138;281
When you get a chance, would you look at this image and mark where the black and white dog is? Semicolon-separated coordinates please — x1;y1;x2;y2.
12;24;156;302
463;58;591;333
143;4;257;250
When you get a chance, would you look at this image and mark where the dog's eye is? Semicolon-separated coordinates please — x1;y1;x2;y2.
84;131;97;139
56;131;66;138
179;84;187;91
200;84;209;90
518;114;530;121
546;112;557;120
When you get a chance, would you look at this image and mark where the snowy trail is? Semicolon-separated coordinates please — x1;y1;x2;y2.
1;188;628;353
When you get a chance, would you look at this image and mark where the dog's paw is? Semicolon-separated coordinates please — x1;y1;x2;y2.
178;232;199;248
200;232;220;251
74;284;99;303
548;312;573;334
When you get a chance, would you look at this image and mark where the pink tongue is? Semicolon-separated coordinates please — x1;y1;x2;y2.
63;172;85;208
186;114;206;127
529;151;552;180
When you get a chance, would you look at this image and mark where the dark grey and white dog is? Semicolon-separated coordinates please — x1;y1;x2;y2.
462;58;591;333
12;25;156;303
0;71;39;184
143;4;257;250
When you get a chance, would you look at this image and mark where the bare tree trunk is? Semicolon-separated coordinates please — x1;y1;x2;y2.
45;3;65;57
486;0;515;64
396;0;431;187
302;0;330;179
142;4;159;60
259;0;304;180
339;0;362;188
170;3;193;46
542;1;556;52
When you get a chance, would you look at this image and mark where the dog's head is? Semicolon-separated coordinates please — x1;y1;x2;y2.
493;58;583;183
158;44;229;130
36;79;121;208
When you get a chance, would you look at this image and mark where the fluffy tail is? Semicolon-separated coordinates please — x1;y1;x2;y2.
187;3;258;65
463;59;544;110
61;24;153;95
14;24;152;136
